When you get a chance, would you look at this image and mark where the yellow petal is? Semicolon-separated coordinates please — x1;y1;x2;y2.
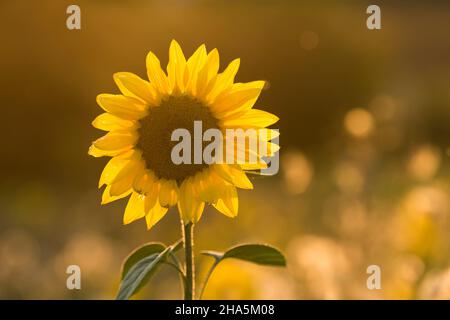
266;141;280;156
223;139;261;165
98;150;135;188
113;72;158;105
195;170;218;203
167;39;186;94
133;170;157;194
177;178;205;223
239;160;268;171
88;144;129;158
220;109;279;129
222;130;279;164
213;185;238;218
184;44;207;95
233;80;267;91
144;179;160;212
159;179;178;207
109;166;140;196
101;185;132;204
212;81;265;118
145;201;169;230
93;131;137;151
109;153;144;185
146;51;170;96
92;113;137;132
258;128;280;141
212;164;253;189
96;94;148;120
196;48;220;98
123;192;146;224
206;58;240;103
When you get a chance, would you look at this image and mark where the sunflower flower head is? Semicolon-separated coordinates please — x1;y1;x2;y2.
89;40;279;229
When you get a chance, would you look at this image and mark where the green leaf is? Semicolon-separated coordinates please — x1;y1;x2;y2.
223;244;286;266
117;247;170;300
117;239;183;300
199;244;286;299
203;244;286;266
121;242;166;280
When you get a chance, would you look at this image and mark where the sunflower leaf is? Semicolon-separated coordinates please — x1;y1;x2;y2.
199;244;285;299
222;244;286;266
117;239;183;300
202;244;286;266
121;242;166;281
117;248;169;300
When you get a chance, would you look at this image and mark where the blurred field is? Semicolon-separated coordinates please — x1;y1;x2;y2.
0;0;449;299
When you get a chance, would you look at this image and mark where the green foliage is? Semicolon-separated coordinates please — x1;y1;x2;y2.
117;240;182;300
121;242;166;281
117;241;286;300
199;244;286;298
203;244;286;266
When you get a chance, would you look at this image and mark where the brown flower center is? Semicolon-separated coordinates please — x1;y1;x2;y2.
137;95;219;183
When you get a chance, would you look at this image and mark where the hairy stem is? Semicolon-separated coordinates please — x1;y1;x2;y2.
183;222;195;300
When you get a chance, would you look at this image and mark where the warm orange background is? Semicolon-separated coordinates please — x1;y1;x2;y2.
0;1;449;299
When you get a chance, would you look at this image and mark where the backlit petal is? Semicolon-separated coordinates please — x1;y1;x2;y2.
113;72;158;105
213;185;238;218
146;51;170;96
220;109;279;129
178;178;205;223
96;94;148;120
93;131;137;151
167;39;186;94
145;201;169;230
109;153;144;185
133;170;157;194
88;144;129;158
144;179;160;212
92;113;137;132
212;164;253;189
212;81;265;118
159;179;179;207
239;160;268;171
101;185;132;204
123;192;146;224
206;58;240;103
184;44;207;95
98;150;135;188
196;48;220;98
109;168;140;196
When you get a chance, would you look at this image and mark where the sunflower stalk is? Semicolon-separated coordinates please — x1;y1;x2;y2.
182;222;195;300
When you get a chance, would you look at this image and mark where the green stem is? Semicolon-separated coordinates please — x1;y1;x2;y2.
183;222;195;300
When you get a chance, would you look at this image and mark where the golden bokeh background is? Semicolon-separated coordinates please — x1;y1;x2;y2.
0;0;449;299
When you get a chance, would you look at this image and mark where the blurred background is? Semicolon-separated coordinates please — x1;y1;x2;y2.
0;0;449;299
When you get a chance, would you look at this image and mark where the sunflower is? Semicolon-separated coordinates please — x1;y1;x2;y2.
88;40;279;229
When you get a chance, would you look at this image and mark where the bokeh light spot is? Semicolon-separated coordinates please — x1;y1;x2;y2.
344;108;375;139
